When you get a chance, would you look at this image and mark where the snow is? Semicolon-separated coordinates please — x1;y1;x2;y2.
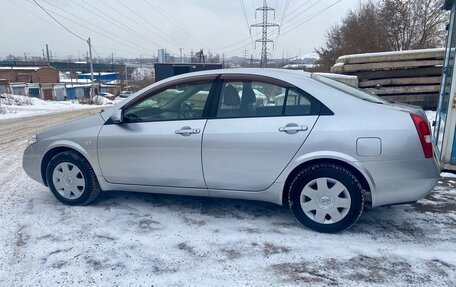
131;67;154;81
0;94;111;120
0;109;455;285
0;66;41;71
314;72;358;80
338;48;445;60
425;110;436;123
441;172;456;178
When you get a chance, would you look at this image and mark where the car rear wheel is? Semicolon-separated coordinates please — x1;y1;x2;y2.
46;151;102;205
288;163;364;233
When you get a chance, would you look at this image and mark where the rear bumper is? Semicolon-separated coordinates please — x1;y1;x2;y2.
361;157;440;207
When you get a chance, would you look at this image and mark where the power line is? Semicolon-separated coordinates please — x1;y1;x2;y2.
279;0;322;30
217;0;342;57
31;0;86;42
76;0;164;49
279;0;314;25
142;0;208;48
279;0;344;38
29;0;155;57
112;0;182;51
240;0;251;32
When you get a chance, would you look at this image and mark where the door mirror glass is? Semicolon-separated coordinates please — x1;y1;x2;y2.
111;109;123;124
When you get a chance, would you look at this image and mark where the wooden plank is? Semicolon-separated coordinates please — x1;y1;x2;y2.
334;60;443;73
359;76;442;88
349;67;443;80
365;85;440;95
336;49;445;64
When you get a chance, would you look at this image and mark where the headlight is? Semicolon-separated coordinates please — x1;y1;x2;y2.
26;135;37;148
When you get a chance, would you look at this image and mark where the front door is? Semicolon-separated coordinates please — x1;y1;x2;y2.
202;78;320;191
98;79;215;188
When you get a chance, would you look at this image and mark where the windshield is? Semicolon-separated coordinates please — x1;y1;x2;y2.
311;73;388;104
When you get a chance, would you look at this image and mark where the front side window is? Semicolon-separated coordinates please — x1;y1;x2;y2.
123;81;212;122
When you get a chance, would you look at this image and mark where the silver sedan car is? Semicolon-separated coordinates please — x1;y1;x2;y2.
23;69;440;233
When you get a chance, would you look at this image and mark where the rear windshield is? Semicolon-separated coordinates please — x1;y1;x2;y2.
311;73;388;104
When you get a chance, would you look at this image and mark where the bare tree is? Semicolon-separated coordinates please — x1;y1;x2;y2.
380;0;448;50
315;1;388;71
315;0;449;71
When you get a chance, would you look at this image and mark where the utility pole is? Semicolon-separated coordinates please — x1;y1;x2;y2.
46;44;50;66
243;47;248;67
198;49;205;64
281;50;284;67
87;37;95;98
250;0;279;68
124;64;128;90
222;53;225;68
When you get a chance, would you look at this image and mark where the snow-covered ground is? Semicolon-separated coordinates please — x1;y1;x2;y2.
1;109;456;286
0;94;114;120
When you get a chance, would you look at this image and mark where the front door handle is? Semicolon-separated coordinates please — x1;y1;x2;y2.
279;123;308;134
175;126;201;136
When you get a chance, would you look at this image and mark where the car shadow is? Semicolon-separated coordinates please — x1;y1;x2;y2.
92;189;444;238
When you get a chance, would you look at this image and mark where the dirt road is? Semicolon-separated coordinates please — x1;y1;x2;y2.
0;109;456;286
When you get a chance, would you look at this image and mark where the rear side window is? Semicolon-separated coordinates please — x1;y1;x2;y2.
217;81;284;118
216;81;320;118
284;88;320;116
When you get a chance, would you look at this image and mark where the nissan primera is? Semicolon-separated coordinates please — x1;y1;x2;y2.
23;69;440;233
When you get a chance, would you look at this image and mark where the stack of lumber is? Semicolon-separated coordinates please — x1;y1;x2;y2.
330;48;444;109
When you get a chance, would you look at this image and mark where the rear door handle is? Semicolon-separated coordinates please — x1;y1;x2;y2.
175;126;201;136
279;123;308;134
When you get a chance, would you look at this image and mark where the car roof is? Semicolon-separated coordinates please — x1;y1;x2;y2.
169;68;312;80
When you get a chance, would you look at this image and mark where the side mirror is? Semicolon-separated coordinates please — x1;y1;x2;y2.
111;109;123;124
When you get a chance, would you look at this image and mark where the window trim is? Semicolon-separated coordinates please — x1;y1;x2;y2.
109;75;219;124
210;75;329;120
123;74;219;111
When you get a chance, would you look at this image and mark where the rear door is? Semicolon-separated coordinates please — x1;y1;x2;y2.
202;75;320;191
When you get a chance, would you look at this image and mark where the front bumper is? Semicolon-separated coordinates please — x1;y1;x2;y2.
361;157;440;207
23;144;44;185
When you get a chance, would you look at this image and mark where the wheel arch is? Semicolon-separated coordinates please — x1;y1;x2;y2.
40;143;95;186
282;158;373;206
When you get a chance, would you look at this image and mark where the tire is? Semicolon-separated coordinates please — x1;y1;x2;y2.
46;150;102;205
288;163;364;233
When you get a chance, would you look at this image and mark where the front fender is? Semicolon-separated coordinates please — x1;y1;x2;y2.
40;139;102;180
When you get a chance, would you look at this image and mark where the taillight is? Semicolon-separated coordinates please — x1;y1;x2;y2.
410;114;433;158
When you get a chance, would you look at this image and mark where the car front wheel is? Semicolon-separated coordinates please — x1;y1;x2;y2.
46;150;102;205
288;163;364;233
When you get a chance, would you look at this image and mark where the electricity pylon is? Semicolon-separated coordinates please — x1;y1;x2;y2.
250;0;279;68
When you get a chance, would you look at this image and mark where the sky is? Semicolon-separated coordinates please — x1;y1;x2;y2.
1;0;367;60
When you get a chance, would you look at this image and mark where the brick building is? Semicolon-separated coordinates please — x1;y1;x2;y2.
0;66;59;83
